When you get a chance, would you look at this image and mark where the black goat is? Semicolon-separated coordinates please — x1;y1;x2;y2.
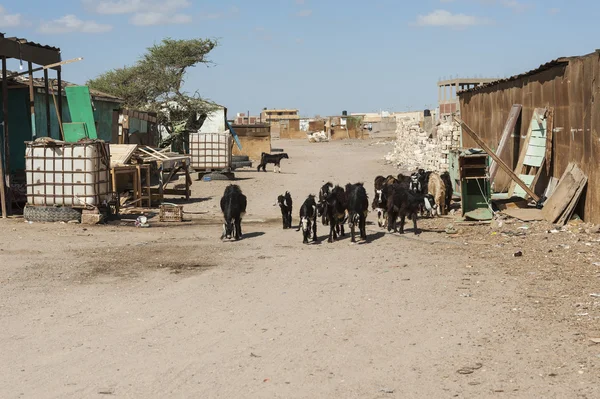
440;171;453;213
326;185;347;243
318;182;334;226
277;191;293;229
346;183;369;243
257;152;289;173
298;195;318;244
220;184;247;240
386;183;433;235
372;175;387;228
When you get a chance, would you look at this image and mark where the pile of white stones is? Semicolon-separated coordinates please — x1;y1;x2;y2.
385;116;461;172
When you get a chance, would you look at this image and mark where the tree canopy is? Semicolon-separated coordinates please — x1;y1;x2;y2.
88;38;219;147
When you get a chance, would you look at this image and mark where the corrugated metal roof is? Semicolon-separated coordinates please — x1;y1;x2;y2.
4;72;123;102
458;57;576;95
0;33;61;52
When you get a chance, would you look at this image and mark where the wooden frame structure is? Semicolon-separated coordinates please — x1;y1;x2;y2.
0;34;62;218
110;164;152;210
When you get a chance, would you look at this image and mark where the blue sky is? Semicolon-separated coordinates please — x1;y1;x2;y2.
0;0;594;116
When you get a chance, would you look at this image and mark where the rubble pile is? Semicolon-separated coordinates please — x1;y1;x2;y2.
307;131;329;143
385;117;461;172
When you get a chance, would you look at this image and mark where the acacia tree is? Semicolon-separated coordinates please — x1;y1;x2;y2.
87;37;219;148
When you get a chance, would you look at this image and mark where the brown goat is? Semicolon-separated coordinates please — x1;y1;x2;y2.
427;173;447;216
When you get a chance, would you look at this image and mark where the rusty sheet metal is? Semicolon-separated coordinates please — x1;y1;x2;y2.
459;50;600;224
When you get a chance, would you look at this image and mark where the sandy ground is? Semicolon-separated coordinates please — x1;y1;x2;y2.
1;139;599;398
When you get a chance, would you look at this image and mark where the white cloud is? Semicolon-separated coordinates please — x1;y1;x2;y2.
414;9;492;28
548;7;560;14
131;12;191;25
84;0;193;25
84;0;191;15
0;6;24;28
296;9;312;17
38;15;112;34
502;0;533;13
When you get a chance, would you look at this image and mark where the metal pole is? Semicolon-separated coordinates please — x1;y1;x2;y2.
28;62;36;139
44;69;51;138
0;58;7;218
57;67;63;130
1;56;11;216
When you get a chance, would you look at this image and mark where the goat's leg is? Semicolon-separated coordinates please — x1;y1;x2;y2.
234;218;242;240
412;212;419;235
349;214;356;243
360;214;368;241
328;222;335;243
312;218;318;243
399;214;406;234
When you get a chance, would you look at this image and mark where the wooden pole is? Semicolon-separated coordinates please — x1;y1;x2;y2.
44;69;51;137
57;67;63;130
28;62;36;139
9;58;84;79
2;56;11;216
454;116;540;202
0;57;7;218
51;82;64;140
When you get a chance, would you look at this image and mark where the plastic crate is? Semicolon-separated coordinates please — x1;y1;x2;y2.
159;204;183;222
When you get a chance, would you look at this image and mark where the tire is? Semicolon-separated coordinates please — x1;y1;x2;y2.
232;155;249;162
24;205;82;223
232;160;253;169
271;148;284;153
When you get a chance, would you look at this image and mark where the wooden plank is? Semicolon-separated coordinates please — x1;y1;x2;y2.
542;163;587;224
490;104;522;185
502;207;544;222
528;137;546;147
109;144;138;166
557;168;588;225
545;109;554;176
513;175;536;198
508;108;547;197
557;170;588;225
454;117;540;202
524;154;544;167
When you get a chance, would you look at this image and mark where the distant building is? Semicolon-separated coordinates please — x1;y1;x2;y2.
260;109;300;123
234;112;260;125
260;109;301;139
438;78;497;119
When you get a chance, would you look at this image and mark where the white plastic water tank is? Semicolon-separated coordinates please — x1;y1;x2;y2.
189;130;232;170
25;139;111;207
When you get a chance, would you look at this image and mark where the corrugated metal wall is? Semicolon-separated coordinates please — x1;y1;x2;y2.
459;51;600;223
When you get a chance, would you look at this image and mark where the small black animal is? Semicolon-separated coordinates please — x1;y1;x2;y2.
318;182;334;226
346;183;369;243
277;191;293;229
440;171;453;213
326;185;347;243
220;184;247;240
257;152;289;173
297;195;318;244
386;183;433;235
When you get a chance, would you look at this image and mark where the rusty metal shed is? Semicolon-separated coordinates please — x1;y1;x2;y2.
458;50;600;223
0;34;62;217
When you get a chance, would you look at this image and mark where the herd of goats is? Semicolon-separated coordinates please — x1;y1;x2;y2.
218;166;454;244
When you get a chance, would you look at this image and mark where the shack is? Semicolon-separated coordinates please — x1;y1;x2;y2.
458;50;600;223
230;124;271;160
2;75;122;172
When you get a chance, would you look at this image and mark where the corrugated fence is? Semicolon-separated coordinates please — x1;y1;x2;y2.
459;51;600;223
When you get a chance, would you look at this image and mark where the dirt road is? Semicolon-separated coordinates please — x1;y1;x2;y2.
1;139;598;398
